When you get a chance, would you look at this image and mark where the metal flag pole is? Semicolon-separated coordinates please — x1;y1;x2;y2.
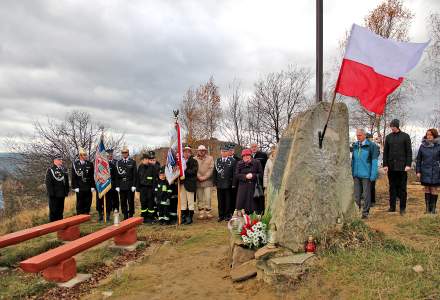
316;0;323;104
315;0;338;149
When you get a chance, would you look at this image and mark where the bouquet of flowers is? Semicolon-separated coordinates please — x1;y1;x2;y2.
239;212;269;249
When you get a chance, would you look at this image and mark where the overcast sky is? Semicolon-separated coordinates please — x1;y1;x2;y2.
0;0;438;152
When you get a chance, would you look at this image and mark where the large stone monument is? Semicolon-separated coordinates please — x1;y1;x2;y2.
267;101;354;252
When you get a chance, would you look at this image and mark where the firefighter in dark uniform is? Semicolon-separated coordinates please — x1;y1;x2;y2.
45;154;69;222
115;146;137;220
214;144;237;221
71;147;95;214
95;149;116;222
169;180;179;225
156;166;173;225
137;151;160;223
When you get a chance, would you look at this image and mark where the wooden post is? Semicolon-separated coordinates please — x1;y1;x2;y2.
103;194;107;223
177;178;181;225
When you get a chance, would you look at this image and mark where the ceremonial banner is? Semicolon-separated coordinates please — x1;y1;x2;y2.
165;122;185;185
94;136;111;198
336;24;429;114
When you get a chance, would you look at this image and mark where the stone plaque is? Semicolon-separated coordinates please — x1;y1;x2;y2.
270;137;293;191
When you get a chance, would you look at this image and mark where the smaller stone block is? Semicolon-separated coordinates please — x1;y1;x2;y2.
254;246;281;260
42;257;77;282
230;259;257;282
269;253;315;265
232;246;256;268
114;227;137;246
109;241;145;252
57;273;92;288
57;225;80;241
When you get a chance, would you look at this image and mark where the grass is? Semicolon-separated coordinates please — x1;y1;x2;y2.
0;235;63;267
303;220;440;300
399;215;440;237
77;246;118;273
0;271;56;299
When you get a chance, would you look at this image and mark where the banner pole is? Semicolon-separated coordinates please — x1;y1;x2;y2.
177;178;181;225
103;194;107;223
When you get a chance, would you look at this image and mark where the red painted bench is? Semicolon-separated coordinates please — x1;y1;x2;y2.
0;215;91;248
20;217;143;282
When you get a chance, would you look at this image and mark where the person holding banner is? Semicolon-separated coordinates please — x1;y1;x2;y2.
180;144;198;225
115;146;137;220
106;149;119;212
94;136;113;222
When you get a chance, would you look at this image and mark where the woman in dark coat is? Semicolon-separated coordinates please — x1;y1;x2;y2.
235;148;263;214
416;128;440;214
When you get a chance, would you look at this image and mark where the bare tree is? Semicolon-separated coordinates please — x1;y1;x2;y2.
5;110;125;213
180;87;201;145
247;66;312;146
284;66;313;123
180;76;222;143
426;13;440;83
221;79;247;146
196;76;222;139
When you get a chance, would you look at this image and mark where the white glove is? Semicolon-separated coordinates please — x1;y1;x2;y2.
91;188;96;193
74;188;79;193
116;187;120;192
131;186;136;192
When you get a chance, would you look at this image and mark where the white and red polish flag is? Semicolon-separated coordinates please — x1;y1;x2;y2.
335;24;429;115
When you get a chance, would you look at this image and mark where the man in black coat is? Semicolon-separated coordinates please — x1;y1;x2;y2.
180;144;198;225
383;119;412;215
71;148;95;215
214;144;237;222
137;151;160;223
115;146;137;219
228;143;240;215
46;154;69;222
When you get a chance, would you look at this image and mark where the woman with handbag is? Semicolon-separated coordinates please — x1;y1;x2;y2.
416;128;440;214
235;148;263;214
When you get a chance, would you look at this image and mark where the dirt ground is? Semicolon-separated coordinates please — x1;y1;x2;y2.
81;176;438;300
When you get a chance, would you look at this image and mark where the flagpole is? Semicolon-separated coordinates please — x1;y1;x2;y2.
173;109;182;226
177;178;181;225
104;194;107;223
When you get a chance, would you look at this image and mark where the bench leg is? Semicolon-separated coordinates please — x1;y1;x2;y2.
114;227;137;246
42;257;77;282
57;225;80;241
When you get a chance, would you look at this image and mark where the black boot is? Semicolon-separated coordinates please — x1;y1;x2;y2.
431;194;438;214
98;212;103;222
181;210;187;225
425;193;430;214
186;210;194;225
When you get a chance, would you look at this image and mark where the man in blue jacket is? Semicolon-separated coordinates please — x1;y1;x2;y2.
352;129;379;219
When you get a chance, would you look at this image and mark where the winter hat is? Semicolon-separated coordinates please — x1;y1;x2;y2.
241;149;252;157
390;119;400;128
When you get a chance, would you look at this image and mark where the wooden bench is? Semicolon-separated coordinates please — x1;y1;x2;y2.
0;215;91;249
20;217;143;282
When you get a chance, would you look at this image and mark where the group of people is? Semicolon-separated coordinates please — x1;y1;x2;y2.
45;141;275;225
46;117;438;225
351;118;439;218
